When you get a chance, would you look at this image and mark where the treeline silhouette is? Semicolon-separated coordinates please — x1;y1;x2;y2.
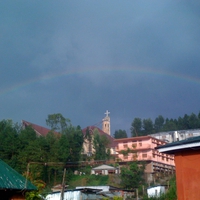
131;112;200;137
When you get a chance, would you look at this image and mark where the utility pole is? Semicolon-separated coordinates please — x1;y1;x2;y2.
60;168;66;200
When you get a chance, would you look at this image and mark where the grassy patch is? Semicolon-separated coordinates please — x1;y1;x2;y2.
67;174;114;189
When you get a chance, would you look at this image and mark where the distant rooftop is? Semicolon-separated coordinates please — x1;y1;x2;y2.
151;129;200;136
156;135;200;154
22;120;53;136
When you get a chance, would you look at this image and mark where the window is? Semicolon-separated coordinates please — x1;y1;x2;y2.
132;143;137;148
123;142;128;148
189;133;193;137
87;152;92;157
142;154;147;158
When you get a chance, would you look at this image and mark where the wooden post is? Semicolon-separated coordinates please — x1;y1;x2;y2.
136;188;138;200
25;163;30;189
60;168;66;200
143;185;145;196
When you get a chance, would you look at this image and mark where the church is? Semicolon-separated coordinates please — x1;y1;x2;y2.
81;110;117;157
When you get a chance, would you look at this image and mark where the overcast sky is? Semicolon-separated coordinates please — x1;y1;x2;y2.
0;1;200;136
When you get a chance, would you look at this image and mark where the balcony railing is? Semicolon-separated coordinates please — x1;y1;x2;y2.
117;144;151;150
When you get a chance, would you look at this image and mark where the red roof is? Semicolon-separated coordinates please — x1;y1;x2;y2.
22;121;117;148
22;120;53;136
82;126;117;148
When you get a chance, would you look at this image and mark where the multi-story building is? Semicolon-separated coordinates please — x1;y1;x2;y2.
115;136;175;182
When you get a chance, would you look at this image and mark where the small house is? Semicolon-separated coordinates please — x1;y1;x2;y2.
147;185;165;198
91;164;119;175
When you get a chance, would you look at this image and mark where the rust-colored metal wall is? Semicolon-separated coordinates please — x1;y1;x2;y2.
175;149;200;200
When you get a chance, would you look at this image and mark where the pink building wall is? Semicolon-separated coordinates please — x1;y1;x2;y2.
115;136;175;166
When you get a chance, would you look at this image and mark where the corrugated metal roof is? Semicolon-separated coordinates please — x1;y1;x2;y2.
156;136;200;154
0;159;36;190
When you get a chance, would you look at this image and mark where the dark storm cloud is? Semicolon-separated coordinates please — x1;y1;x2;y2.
0;0;200;134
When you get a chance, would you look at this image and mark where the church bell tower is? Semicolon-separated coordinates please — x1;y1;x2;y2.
102;110;110;135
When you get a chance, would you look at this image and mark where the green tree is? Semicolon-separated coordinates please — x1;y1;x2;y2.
44;132;61;184
188;113;200;129
131;118;142;137
154;115;165;132
177;116;183;130
25;179;46;200
45;132;60;162
182;114;190;130
143;118;153;135
163;119;177;131
19;125;37;147
120;162;144;189
0;120;21;169
114;129;127;139
57;134;70;162
46;113;71;133
66;125;84;163
164;176;177;200
46;114;83;163
93;129;110;160
84;127;93;156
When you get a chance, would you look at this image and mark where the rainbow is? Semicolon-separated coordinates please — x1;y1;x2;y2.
1;66;199;96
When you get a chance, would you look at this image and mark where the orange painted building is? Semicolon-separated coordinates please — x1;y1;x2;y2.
157;136;200;200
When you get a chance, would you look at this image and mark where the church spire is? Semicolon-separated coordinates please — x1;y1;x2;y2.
102;110;110;135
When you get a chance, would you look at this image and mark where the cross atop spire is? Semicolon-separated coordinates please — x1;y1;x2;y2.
102;110;111;135
104;110;110;117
